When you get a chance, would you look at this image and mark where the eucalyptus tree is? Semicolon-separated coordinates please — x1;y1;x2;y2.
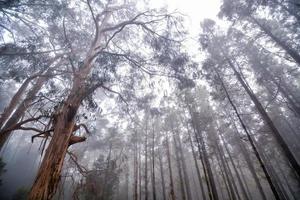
200;18;300;180
219;0;300;66
18;0;186;198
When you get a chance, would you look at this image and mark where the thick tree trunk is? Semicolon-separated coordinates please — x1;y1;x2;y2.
226;58;300;179
28;53;95;199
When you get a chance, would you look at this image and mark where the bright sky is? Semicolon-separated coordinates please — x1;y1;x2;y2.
150;0;221;36
148;0;222;60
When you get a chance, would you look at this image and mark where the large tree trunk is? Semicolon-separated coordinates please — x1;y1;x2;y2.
28;53;95;199
226;58;300;179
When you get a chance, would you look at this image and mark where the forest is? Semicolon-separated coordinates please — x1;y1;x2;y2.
0;0;299;199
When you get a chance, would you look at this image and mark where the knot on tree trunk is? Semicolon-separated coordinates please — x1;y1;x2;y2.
68;135;86;146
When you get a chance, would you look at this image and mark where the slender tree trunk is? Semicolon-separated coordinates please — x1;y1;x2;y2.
187;125;206;200
134;131;138;200
276;160;298;200
226;58;300;179
214;67;285;200
176;130;193;200
158;148;167;200
101;143;112;200
274;0;300;23
0;76;34;129
151;125;156;200
126;168;129;200
165;136;176;200
144;129;148;200
257;64;300;117
0;59;62;151
229;115;267;200
138;144;142;200
238;162;253;200
172;129;186;200
220;133;251;200
215;141;237;200
190;112;219;200
216;154;232;200
254;138;289;200
191;118;215;200
0;55;60;130
250;16;300;66
218;137;242;200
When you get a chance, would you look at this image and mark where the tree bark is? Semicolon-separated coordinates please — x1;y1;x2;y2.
28;50;96;199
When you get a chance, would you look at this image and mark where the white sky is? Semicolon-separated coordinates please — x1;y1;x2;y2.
148;0;222;60
150;0;221;35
